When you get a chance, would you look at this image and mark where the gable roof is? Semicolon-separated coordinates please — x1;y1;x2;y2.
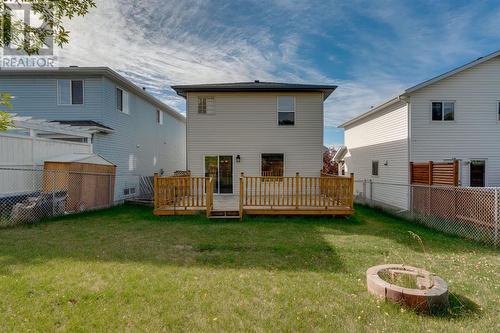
171;81;338;100
0;67;186;123
339;50;500;128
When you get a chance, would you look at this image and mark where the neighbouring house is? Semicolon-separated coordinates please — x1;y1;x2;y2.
337;50;500;210
171;81;337;195
0;67;186;201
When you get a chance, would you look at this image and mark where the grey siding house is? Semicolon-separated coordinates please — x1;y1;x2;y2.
0;67;186;201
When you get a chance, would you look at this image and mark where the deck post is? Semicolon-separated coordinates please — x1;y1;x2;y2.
153;173;159;211
350;173;355;209
240;172;244;220
495;188;499;247
295;172;300;209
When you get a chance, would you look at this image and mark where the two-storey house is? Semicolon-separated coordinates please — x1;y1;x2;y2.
0;67;186;201
337;50;500;210
171;81;337;195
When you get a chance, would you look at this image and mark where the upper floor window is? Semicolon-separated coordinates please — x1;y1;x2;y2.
277;96;295;126
198;97;215;114
117;88;130;114
432;101;454;121
157;109;163;124
372;160;379;176
57;80;83;105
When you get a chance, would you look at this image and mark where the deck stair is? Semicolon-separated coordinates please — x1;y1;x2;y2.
208;210;240;219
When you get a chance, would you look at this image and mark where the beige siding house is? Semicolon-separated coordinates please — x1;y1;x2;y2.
172;81;337;195
338;50;500;210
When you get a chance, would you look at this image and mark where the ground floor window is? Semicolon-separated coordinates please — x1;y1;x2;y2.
261;153;284;177
371;160;379;176
469;160;485;187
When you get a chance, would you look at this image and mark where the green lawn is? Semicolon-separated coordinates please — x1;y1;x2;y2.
0;205;498;332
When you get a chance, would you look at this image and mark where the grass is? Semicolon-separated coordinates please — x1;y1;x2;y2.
0;205;498;332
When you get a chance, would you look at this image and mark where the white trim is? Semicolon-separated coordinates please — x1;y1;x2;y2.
277;96;296;126
57;79;85;106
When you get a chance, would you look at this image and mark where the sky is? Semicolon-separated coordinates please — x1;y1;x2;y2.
58;0;500;148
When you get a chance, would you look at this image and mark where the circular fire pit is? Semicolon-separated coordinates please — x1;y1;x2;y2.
366;264;448;312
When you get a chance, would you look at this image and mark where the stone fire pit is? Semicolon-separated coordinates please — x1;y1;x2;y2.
366;264;449;312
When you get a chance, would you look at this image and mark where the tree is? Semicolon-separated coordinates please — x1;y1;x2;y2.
0;0;96;130
1;0;96;55
0;93;13;131
322;147;338;175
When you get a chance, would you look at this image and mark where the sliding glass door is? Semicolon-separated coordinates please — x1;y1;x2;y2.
204;155;233;194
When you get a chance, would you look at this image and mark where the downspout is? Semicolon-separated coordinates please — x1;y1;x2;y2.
399;94;411;210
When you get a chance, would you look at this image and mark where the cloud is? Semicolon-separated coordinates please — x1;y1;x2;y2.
57;0;500;126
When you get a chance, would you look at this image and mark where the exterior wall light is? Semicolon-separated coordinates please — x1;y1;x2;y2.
236;155;241;163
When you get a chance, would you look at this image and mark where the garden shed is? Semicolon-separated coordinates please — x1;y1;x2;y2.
43;154;116;212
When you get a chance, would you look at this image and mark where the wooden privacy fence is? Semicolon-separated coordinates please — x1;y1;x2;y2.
410;161;459;186
153;174;213;216
239;172;354;216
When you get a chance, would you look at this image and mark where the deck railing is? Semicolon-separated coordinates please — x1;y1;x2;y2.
154;174;213;214
239;172;354;211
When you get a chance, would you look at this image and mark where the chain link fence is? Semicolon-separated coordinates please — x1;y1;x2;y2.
0;167;115;227
354;180;499;247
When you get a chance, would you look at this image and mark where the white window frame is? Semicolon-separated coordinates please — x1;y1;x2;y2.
57;79;84;106
197;96;215;114
371;160;379;177
431;100;455;122
277;96;295;126
117;87;130;114
157;109;164;125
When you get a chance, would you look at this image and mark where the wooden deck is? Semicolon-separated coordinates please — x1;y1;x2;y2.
153;173;354;218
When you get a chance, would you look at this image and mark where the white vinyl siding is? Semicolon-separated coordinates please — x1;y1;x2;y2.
344;101;409;209
187;92;323;194
410;56;500;186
